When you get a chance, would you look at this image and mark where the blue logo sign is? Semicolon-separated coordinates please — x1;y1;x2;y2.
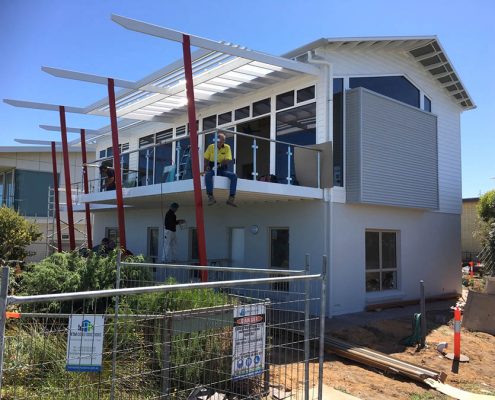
237;359;243;368
78;319;94;333
246;357;252;367
254;355;260;364
240;308;245;316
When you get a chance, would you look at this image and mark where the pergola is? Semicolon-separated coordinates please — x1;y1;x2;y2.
4;15;320;275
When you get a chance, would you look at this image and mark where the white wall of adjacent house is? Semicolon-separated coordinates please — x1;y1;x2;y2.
0;150;95;261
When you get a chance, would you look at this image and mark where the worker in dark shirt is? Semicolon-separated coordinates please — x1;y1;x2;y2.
162;202;185;262
99;164;116;191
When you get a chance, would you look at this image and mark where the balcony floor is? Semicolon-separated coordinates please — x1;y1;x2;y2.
76;177;323;210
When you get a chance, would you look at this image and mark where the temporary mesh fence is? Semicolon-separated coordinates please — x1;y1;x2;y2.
0;257;327;400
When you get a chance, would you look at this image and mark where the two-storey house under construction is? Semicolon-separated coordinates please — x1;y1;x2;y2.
8;16;475;316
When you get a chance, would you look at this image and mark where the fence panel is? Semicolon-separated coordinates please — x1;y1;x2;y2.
0;265;325;400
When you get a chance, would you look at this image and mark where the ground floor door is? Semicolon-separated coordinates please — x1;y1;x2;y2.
230;227;245;267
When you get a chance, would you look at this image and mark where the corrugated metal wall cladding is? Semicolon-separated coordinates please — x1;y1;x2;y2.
325;47;461;213
345;89;362;202
346;88;438;209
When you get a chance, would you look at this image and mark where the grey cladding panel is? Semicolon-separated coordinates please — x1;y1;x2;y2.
346;88;438;209
345;89;361;202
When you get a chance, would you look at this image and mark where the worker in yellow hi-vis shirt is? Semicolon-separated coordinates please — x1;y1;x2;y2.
204;133;237;207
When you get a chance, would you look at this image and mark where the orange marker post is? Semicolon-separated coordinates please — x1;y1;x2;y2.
469;261;474;278
453;307;461;359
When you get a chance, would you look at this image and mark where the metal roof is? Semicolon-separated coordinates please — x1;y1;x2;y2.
284;36;475;110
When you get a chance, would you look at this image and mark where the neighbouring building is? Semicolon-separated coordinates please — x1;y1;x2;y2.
0;146;94;261
461;197;483;262
13;24;475;316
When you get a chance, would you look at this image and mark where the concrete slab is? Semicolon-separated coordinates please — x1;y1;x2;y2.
463;290;495;335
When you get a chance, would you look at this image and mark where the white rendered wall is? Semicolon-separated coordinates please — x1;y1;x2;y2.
330;202;461;315
92;201;326;271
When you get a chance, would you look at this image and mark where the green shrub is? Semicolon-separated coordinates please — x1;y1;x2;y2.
478;190;495;223
0;206;41;261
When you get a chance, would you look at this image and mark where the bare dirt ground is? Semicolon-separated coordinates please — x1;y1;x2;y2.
325;311;495;399
273;283;495;399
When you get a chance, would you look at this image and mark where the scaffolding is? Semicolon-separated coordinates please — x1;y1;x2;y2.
45;186;88;255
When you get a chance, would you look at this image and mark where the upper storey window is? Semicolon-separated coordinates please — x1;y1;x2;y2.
350;76;420;108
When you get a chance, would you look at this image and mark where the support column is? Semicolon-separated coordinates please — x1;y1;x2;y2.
80;129;93;250
182;34;208;279
107;78;127;250
59;106;76;250
51;141;63;252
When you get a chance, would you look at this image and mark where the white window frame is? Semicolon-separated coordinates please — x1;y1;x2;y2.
365;229;400;292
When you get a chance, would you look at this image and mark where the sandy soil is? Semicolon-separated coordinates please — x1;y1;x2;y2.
271;296;495;399
324;310;495;399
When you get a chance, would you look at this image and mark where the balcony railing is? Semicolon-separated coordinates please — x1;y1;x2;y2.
72;128;322;195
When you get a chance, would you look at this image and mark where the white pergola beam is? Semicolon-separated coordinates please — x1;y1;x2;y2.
111;14;320;76
3;99;87;114
15;139;61;146
39;124;100;134
42;66;174;95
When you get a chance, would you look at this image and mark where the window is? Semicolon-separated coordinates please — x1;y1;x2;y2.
276;91;295;110
253;98;271;117
235;106;250;120
147;227;159;263
14;169;55;217
270;228;289;291
275;103;316;183
203;115;217;130
138;135;155;186
333;78;344;187
297;86;315;103
365;231;398;292
423;95;432;112
350;76;420;108
218;111;232;125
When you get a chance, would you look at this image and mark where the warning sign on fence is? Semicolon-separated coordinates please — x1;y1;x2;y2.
232;303;266;380
66;315;105;372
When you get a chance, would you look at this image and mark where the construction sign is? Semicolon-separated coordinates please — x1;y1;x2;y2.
232;303;266;380
66;315;105;372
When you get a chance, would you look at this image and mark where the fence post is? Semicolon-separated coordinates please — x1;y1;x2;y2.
161;313;172;398
0;266;10;398
318;256;327;400
304;254;310;400
420;280;426;348
263;298;271;397
110;250;122;400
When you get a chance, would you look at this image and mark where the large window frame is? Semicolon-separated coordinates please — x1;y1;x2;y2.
365;230;399;292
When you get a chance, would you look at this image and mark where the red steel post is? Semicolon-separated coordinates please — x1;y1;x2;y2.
182;34;208;280
59;106;76;250
80;129;93;250
50;141;63;252
107;78;127;250
453;307;461;359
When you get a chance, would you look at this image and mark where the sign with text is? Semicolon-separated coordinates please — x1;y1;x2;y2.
232;303;266;380
66;315;105;372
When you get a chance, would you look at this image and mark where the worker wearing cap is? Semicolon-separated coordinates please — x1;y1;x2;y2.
204;133;237;207
162;202;185;263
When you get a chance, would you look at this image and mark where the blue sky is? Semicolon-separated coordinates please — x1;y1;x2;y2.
1;0;493;198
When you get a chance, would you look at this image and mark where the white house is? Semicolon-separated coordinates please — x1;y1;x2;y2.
8;22;475;316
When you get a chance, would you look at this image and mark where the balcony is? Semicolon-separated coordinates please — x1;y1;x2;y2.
74;129;330;208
